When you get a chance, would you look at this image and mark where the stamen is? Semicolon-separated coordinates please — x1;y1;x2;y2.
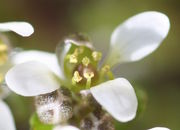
0;44;8;65
72;71;82;85
69;54;78;63
67;48;80;64
0;74;4;83
92;51;102;61
101;65;110;73
0;44;8;52
0;55;8;65
83;69;94;89
101;65;114;80
82;57;90;67
73;48;79;56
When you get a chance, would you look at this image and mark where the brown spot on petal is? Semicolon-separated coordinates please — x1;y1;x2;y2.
80;117;93;130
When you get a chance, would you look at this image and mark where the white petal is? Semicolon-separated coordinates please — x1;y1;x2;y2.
0;22;34;37
90;78;138;122
5;61;60;96
106;11;170;66
148;127;170;130
0;101;15;130
53;125;80;130
11;50;63;78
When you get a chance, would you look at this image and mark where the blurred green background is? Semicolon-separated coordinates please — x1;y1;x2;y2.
0;0;179;130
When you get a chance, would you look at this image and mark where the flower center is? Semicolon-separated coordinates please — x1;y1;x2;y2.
64;43;101;90
58;35;114;92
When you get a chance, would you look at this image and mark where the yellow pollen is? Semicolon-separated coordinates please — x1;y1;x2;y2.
83;69;94;79
72;71;82;83
73;48;79;56
68;48;82;64
102;65;110;72
92;51;102;61
0;44;8;52
0;74;4;83
82;57;90;66
69;54;78;63
0;55;8;65
0;44;8;65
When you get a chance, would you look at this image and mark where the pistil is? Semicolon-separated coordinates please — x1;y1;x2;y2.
83;68;95;89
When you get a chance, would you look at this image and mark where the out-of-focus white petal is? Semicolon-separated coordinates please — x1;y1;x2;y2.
11;50;63;78
0;101;15;130
53;125;80;130
0;22;34;37
105;11;170;66
5;61;60;96
90;78;138;122
148;127;170;130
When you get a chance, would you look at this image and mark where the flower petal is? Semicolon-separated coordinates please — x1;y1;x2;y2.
53;125;80;130
90;78;138;122
0;101;15;130
56;41;71;77
105;11;170;66
0;22;34;37
148;127;170;130
5;61;60;96
11;50;63;78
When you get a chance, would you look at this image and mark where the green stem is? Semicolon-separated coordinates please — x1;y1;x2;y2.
86;78;91;89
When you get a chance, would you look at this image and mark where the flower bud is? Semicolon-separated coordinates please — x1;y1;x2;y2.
35;90;73;124
80;113;115;130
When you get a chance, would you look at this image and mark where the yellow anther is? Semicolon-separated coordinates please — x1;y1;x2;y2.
101;65;114;80
69;54;78;63
0;44;8;52
0;74;4;83
82;57;90;66
72;71;82;83
0;43;8;65
92;51;102;61
83;69;94;79
73;48;79;56
0;55;7;65
102;65;110;72
68;48;82;64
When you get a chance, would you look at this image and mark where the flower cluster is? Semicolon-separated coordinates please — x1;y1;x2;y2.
0;11;170;130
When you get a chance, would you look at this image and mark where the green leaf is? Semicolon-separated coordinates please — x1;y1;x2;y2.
30;113;54;130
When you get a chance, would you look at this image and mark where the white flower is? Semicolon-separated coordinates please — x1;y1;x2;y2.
0;100;16;130
53;125;80;130
0;21;34;72
53;125;170;130
5;11;170;124
105;11;170;66
0;21;34;96
0;22;34;37
148;127;170;130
